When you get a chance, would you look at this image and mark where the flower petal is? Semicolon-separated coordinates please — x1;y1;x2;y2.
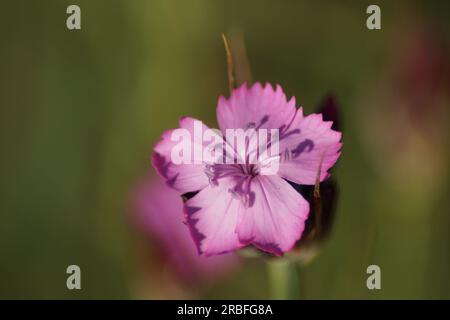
236;175;310;255
184;177;244;256
278;110;342;184
132;174;238;282
152;117;211;194
216;82;296;133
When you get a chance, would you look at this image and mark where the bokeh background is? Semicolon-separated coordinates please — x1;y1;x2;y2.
1;0;449;299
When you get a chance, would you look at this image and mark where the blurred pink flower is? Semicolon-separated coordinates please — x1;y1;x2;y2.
361;24;449;197
389;26;450;133
152;82;342;256
132;174;238;284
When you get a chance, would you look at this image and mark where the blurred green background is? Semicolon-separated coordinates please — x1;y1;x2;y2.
1;0;449;299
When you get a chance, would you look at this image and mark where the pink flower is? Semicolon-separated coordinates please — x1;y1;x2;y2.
132;174;238;283
152;83;342;256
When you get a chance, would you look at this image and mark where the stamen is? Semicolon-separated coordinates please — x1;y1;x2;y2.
283;148;292;162
256;115;269;129
244;122;256;130
228;188;240;200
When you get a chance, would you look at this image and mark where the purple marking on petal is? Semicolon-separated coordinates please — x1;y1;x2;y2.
184;205;206;255
166;173;179;188
152;153;180;188
280;128;301;140
260;115;269;125
247;191;256;207
216;250;238;255
291;139;314;158
266;126;301;150
256;115;269;130
252;242;284;256
152;153;170;179
229;176;256;207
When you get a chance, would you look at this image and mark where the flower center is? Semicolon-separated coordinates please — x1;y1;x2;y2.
204;163;258;207
241;163;259;177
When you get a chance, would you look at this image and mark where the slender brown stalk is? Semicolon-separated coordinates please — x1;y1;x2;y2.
313;156;324;235
221;33;235;94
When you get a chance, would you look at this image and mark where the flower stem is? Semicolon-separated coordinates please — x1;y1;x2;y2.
267;260;300;300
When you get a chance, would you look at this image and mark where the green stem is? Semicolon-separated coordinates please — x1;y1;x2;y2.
267;260;300;300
